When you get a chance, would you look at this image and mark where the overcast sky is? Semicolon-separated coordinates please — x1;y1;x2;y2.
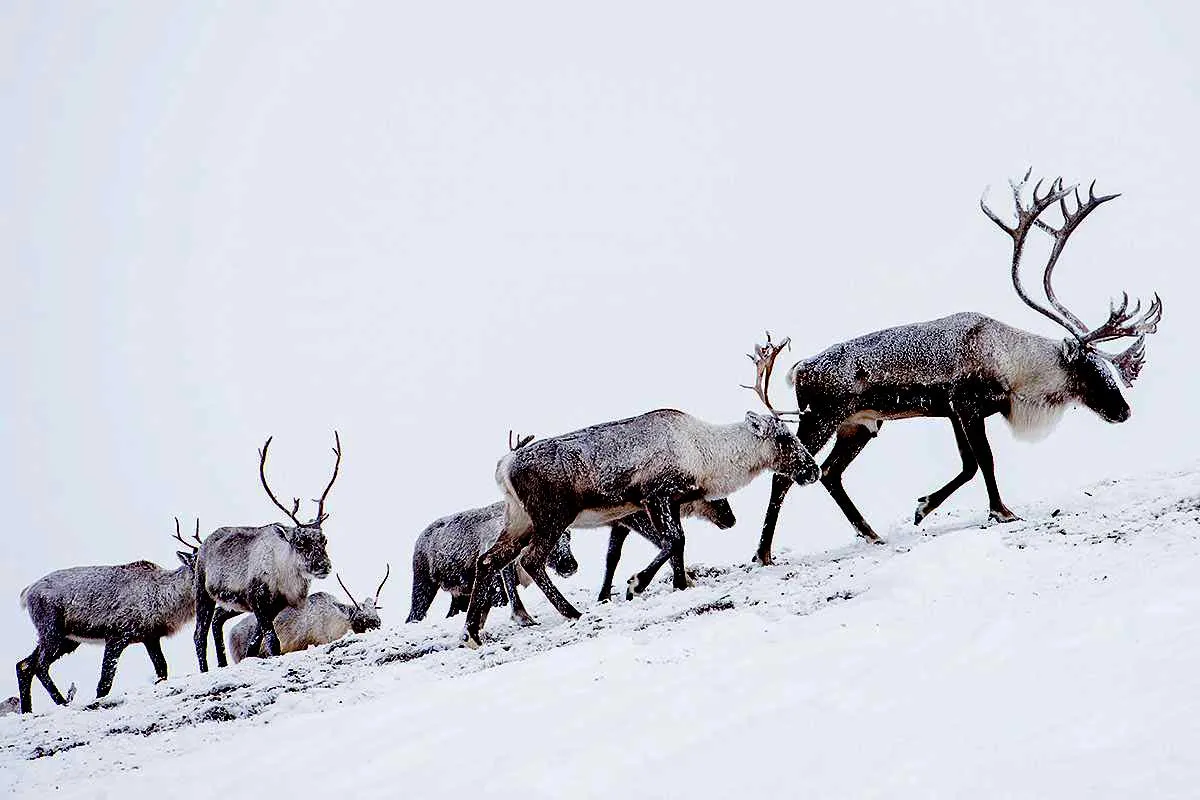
2;1;1197;698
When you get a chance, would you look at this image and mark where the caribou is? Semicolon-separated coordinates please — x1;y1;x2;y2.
754;171;1162;563
461;375;821;647
193;433;340;671
407;501;579;626
16;518;202;713
229;567;390;662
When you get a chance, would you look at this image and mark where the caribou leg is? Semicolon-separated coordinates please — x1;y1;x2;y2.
755;474;793;565
144;638;168;682
756;413;843;564
961;416;1019;523
407;561;439;623
35;639;78;707
520;530;583;621
445;594;470;618
820;424;884;544
914;416;978;524
17;637;78;713
599;523;632;601
15;647;38;713
211;607;241;668
502;562;537;626
95;636;131;699
194;592;215;672
255;611;282;657
627;496;686;598
464;522;536;648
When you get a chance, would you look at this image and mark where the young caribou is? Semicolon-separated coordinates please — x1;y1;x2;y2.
193;434;339;671
407;501;579;626
16;518;203;713
228;567;389;662
408;432;578;626
462;380;821;647
754;171;1163;563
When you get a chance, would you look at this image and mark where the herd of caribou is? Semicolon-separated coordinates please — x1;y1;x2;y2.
12;171;1163;713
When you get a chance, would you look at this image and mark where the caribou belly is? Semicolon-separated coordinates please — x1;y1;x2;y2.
572;504;640;529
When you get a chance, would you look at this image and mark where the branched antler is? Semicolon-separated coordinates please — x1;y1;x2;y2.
313;431;341;525
1031;180;1121;334
983;169;1162;386
1080;292;1163;346
172;517;203;552
260;432;342;527
981;168;1077;335
741;332;799;418
259;437;303;526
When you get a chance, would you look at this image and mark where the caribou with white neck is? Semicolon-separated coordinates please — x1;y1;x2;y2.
461;362;821;647
754;171;1162;564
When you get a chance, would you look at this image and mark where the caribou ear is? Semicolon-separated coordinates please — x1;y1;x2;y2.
745;412;774;439
176;551;194;567
1061;337;1084;361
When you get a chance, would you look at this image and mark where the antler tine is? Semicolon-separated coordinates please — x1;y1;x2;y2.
193;518;203;546
375;563;391;601
983;172;1089;337
1099;335;1147;387
740;331;800;418
314;430;342;525
336;573;361;610
1032;177;1123;336
1080;291;1162;348
259;436;303;526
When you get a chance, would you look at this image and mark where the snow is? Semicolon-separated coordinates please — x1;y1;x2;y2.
3;466;1199;798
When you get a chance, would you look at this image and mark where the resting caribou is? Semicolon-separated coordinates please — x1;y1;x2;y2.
229;568;389;662
754;171;1163;563
462;368;821;647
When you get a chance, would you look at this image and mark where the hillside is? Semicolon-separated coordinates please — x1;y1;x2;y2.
3;467;1199;798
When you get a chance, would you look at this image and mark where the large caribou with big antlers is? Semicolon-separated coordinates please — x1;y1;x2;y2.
753;171;1163;563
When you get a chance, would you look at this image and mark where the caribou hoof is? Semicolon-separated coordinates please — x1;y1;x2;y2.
752;552;773;567
858;528;885;545
461;631;483;650
914;496;933;525
625;575;643;601
512;613;538;628
989;508;1020;524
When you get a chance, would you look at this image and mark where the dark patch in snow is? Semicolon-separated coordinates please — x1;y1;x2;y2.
28;739;86;760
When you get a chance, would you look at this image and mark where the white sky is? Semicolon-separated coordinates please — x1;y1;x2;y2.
2;0;1197;699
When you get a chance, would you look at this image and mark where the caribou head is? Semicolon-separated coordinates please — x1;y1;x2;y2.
982;170;1162;423
258;432;341;580
336;564;390;633
171;516;204;570
744;332;821;486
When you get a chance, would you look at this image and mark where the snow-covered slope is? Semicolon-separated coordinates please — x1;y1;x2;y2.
3;467;1199;798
